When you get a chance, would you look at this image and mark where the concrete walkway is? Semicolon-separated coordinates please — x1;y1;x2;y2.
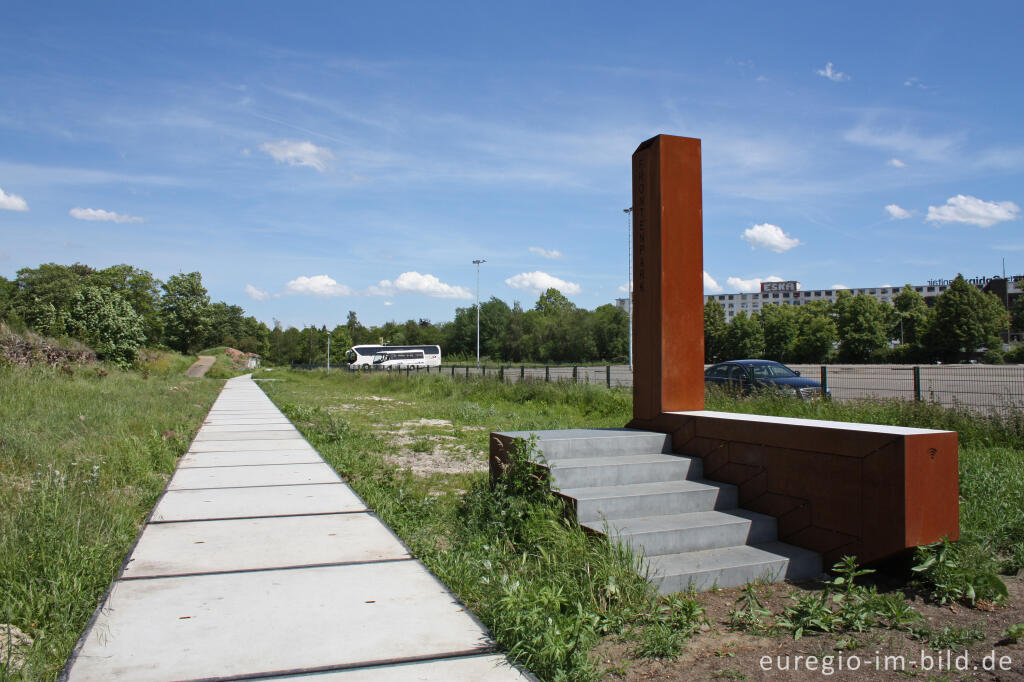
184;354;216;377
62;375;530;681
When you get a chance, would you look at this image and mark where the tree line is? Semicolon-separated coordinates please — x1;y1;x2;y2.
705;275;1015;365
0;263;628;366
0;263;1016;367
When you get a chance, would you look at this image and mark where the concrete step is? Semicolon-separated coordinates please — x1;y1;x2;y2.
546;453;701;489
560;479;737;523
585;509;776;556
645;541;823;593
501;428;672;460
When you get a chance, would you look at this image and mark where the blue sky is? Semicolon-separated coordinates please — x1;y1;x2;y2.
1;1;1022;328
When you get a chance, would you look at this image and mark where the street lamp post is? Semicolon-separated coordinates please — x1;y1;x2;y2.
624;207;633;369
473;259;486;368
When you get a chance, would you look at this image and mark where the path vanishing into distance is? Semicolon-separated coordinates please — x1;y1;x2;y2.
184;354;215;378
61;374;530;681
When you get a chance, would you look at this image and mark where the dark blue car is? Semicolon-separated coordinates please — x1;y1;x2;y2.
705;359;829;399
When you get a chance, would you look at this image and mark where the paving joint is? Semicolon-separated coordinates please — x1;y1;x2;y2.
62;374;530;681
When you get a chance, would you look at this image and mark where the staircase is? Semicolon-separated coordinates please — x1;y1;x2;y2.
507;428;821;593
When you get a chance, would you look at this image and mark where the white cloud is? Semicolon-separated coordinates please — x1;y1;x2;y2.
383;301;393;306
369;271;472;299
726;275;783;293
505;271;581;295
885;204;912;220
904;77;930;89
260;139;336;172
69;207;144;223
284;275;351;297
926;195;1020;228
843;126;959;162
704;271;722;292
741;223;801;253
816;62;849;82
617;281;632;294
888;158;907;168
245;284;270;301
831;284;849;290
0;187;28;212
529;246;563;259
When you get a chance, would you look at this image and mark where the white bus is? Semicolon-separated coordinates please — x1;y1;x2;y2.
345;344;442;369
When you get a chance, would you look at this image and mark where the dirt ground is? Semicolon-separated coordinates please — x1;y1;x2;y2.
595;574;1024;681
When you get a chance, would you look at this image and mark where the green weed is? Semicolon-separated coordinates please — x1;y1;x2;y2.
912;539;1009;605
0;358;219;680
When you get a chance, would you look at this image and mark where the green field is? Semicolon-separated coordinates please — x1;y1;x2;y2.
0;353;221;679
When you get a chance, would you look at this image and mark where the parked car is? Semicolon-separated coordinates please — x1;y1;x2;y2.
704;359;829;399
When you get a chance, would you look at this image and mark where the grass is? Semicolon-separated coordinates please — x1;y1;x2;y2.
256;370;699;680
0;352;221;680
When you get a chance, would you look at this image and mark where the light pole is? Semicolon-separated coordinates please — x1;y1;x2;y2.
473;259;486;368
624;207;633;369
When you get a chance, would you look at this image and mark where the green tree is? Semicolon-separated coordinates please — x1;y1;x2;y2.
891;285;930;346
160;272;211;353
90;264;163;345
345;311;375;345
703;300;727;363
445;305;477;359
760;304;798;362
722;311;763;360
835;291;890;362
64;286;146;366
590;303;628;362
500;301;528;362
1010;296;1024;333
0;275;16;321
534;288;574;316
790;300;836;363
204;302;247;349
328;325;354;366
926;274;1009;361
479;298;512;360
12;262;93;333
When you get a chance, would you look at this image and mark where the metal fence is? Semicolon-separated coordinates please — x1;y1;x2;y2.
341;363;1024;414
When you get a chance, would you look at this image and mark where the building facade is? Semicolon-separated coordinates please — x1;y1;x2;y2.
705;277;1021;323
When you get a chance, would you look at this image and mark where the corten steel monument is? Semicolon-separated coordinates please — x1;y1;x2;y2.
629;135;706;420
625;134;959;565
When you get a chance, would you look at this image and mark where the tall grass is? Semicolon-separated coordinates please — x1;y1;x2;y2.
0;356;220;680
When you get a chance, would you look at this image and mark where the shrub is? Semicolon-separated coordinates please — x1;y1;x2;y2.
980;348;1005;365
64;287;145;367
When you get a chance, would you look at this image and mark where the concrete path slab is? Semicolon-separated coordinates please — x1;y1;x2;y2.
179;449;325;467
200;417;294;421
261;654;532;680
62;374;528;681
168;462;339;489
152;483;367;521
66;563;492;681
123;513;411;577
196;423;297;432
193;429;307;441
187;439;319;452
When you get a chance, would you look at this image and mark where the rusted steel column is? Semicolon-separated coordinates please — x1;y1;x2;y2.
631;135;705;421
